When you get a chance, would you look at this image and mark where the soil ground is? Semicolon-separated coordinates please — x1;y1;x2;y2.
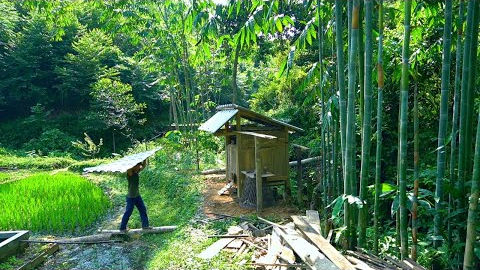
19;173;300;270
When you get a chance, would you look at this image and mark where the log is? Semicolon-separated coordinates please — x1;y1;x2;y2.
292;216;355;270
288;156;321;166
17;243;59;270
98;226;177;234
201;168;226;175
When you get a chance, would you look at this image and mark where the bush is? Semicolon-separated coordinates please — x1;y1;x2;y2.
22;128;76;155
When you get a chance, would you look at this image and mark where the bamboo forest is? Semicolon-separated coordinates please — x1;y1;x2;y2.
0;0;479;270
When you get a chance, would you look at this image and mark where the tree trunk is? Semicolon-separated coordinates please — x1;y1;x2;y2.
232;42;240;104
434;0;453;249
358;0;373;248
335;0;347;177
345;0;359;249
398;0;412;260
457;0;479;249
412;81;419;261
463;110;480;270
448;0;464;248
373;0;384;255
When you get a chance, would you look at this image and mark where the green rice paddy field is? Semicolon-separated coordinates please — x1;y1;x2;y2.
0;172;110;233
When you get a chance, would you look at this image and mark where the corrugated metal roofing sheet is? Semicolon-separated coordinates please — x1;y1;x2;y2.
216;104;303;132
198;109;238;133
83;147;161;173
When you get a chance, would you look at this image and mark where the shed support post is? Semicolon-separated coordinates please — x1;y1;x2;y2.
236;114;242;198
225;122;230;183
296;147;303;208
255;136;263;212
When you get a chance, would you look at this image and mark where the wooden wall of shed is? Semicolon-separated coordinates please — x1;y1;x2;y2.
235;130;289;187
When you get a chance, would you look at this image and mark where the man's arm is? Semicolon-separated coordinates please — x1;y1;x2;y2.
139;159;147;172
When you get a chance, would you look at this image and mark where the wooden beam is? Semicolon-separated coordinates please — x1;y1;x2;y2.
289;156;321;166
236;131;277;139
255;136;263;212
197;238;235;259
291;216;355;270
292;143;310;150
236;113;242;198
17;243;59;270
257;217;287;230
274;226;339;270
207;234;249;238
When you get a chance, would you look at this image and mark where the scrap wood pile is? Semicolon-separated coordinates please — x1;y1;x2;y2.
197;211;426;270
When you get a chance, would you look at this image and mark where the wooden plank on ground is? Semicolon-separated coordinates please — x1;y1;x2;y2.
257;228;283;267
17;243;59;270
306;210;322;235
99;226;177;234
274;226;339;270
346;255;375;270
403;258;427;270
197;238;235;259
292;216;355;270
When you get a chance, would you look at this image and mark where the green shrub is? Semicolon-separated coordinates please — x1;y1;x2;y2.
0;172;111;233
22;128;76;155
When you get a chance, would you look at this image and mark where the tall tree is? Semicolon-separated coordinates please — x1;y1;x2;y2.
463;109;480;270
358;0;373;248
448;0;464;247
412;81;419;260
398;0;412;260
334;0;347;175
458;0;479;248
373;0;384;255
434;0;453;249
345;0;359;248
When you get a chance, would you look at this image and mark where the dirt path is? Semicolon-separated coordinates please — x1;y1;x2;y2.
202;173;299;218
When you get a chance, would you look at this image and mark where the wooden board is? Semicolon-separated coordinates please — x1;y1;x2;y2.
99;226;177;234
274;225;340;270
292;216;355;270
197;238;235;259
17;243;59;270
306;210;322;235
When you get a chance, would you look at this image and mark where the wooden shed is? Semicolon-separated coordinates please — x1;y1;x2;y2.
199;104;303;211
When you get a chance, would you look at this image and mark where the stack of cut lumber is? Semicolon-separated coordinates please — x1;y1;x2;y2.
197;211;427;270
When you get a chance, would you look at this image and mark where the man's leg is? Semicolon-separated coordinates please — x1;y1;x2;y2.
120;197;135;230
135;196;150;228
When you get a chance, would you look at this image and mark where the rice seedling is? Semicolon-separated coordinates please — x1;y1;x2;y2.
0;172;110;233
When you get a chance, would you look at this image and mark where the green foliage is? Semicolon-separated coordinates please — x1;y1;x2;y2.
0;172;110;233
0;155;75;170
23;128;76;155
91;78;146;130
71;133;103;158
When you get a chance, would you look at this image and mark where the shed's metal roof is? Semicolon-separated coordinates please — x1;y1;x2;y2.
83;147;161;173
198;109;238;133
198;104;303;134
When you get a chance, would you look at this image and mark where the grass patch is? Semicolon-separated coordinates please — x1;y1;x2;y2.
0;172;110;233
0;155;75;170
